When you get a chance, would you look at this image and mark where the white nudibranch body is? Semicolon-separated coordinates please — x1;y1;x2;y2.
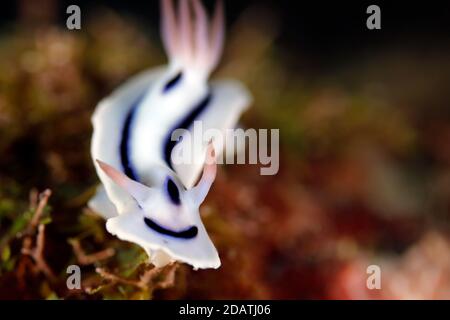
88;0;252;269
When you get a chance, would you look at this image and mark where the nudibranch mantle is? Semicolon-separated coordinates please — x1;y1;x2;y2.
89;0;252;270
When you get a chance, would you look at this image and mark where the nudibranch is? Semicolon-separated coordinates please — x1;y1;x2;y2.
88;0;252;269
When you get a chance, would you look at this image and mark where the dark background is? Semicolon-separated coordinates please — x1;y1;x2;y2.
1;0;449;68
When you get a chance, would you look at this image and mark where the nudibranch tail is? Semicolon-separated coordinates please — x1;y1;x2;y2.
161;0;225;77
209;0;225;71
161;0;178;58
179;0;193;63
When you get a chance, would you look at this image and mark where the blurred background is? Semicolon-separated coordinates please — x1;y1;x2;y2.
0;0;449;299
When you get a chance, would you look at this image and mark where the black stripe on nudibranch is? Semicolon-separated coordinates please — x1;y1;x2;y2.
120;95;145;181
163;92;213;169
144;217;198;239
163;72;183;93
165;177;181;205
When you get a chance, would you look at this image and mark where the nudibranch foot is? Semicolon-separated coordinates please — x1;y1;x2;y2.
88;185;119;219
105;211;221;270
